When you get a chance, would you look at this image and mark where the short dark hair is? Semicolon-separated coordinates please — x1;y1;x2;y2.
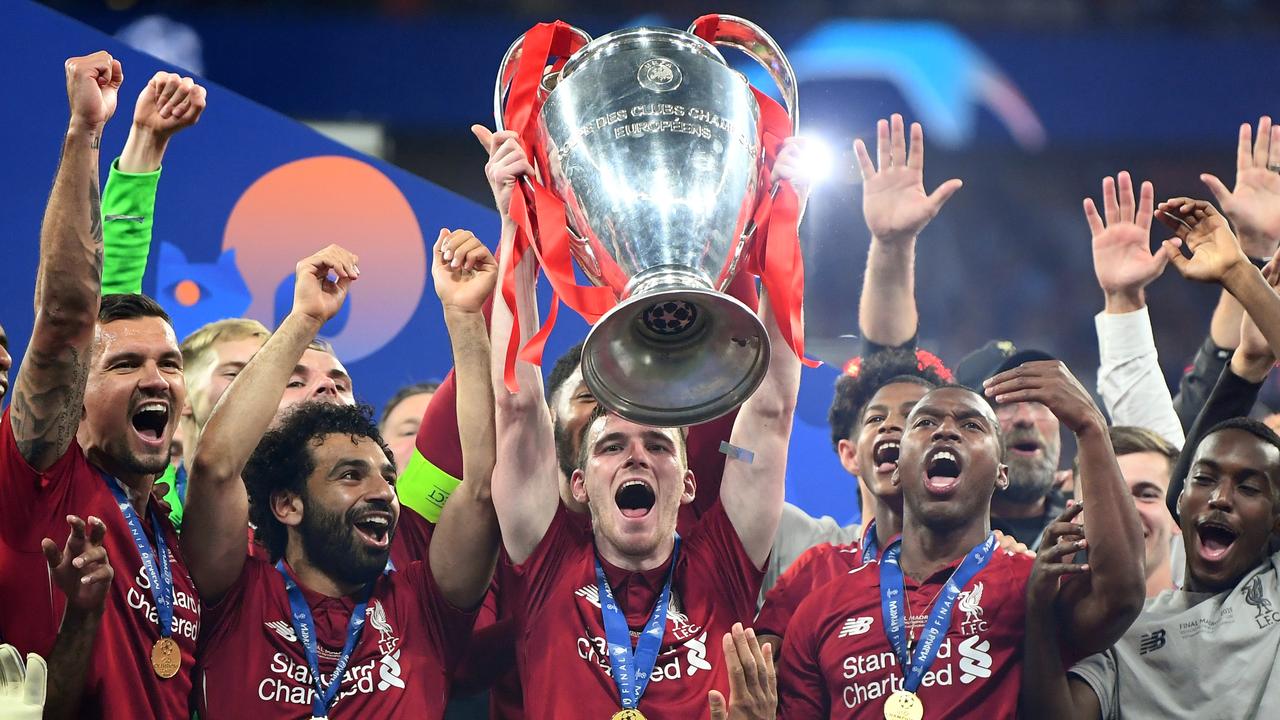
98;293;172;326
244;402;392;562
1111;426;1179;462
915;383;1006;455
828;347;950;451
1194;417;1280;484
380;381;440;427
545;341;585;402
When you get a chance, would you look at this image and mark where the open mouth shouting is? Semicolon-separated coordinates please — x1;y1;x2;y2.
1194;517;1239;564
615;480;657;520
873;438;901;475
1008;437;1042;459
130;400;171;448
923;445;964;496
352;511;394;550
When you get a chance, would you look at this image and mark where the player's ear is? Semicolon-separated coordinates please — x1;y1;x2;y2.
571;469;589;505
995;463;1010;492
272;490;304;528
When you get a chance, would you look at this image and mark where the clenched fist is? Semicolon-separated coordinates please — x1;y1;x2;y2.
65;51;123;132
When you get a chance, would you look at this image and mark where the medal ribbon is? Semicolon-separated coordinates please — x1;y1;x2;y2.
879;532;997;693
274;561;387;718
594;535;681;710
860;519;879;564
102;474;174;639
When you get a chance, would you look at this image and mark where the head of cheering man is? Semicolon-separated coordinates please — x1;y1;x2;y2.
778;364;1145;718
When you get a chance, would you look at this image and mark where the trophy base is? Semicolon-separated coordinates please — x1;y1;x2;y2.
581;287;770;427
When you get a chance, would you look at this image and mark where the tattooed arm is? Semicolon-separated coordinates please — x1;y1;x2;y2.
11;52;122;471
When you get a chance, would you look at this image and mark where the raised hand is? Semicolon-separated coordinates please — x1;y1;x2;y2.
433;228;498;314
65;51;123;132
984;361;1106;436
41;516;113;613
853;113;962;244
1201;117;1280;256
1157;197;1249;285
1026;503;1089;609
708;623;776;720
471;125;534;219
292;244;359;325
0;645;45;720
770;136;814;213
132;72;207;137
1086;172;1166;311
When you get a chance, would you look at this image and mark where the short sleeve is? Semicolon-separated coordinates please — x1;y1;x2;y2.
1068;650;1117;720
683;502;766;621
197;552;264;654
509;505;590;621
0;408;85;550
404;561;479;669
755;543;841;637
776;594;830;719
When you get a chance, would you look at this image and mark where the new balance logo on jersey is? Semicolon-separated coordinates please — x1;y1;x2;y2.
265;620;297;643
1138;629;1166;655
958;635;992;683
839;617;875;638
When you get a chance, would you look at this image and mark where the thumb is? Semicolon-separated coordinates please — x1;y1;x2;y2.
23;652;47;708
1162;240;1190;275
927;178;963;209
1200;174;1232;206
708;690;727;720
471;124;495;152
41;538;61;570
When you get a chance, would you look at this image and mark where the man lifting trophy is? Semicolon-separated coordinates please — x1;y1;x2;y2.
494;14;808;427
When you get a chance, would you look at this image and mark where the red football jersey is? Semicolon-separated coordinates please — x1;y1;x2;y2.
778;548;1033;719
509;502;763;719
755;541;863;638
0;409;201;719
389;503;433;569
196;554;475;719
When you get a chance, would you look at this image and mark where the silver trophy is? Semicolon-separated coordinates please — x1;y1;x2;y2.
495;15;797;427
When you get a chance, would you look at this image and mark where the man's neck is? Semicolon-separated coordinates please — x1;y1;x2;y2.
873;501;903;548
899;517;991;582
989;494;1046;520
90;451;156;516
284;542;363;598
1146;556;1174;598
594;531;675;573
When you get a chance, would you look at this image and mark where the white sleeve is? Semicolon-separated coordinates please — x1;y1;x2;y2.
1095;307;1185;448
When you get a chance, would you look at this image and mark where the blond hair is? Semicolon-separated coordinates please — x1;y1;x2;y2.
181;318;271;384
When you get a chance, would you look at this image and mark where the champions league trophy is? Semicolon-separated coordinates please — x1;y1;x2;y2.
495;15;799;427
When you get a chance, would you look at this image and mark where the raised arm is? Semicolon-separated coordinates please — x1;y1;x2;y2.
10;52;121;472
985;361;1145;657
853;114;962;346
473;125;561;565
183;245;357;602
1086;171;1183;447
102;72;206;294
720;287;801;568
427;229;500;608
40;516;113;720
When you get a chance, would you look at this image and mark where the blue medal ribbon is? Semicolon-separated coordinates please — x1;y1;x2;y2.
879;532;997;693
594;534;681;711
102;474;174;639
275;561;385;718
860;519;879;564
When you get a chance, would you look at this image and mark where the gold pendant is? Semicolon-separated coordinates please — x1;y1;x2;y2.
611;710;647;720
151;636;181;679
884;689;924;720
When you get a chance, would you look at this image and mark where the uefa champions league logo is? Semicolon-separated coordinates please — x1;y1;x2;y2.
638;58;682;92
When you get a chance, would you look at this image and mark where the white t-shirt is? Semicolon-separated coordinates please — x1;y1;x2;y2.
1071;547;1280;719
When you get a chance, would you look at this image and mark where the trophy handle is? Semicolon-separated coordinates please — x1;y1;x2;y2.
493;25;593;133
688;14;798;133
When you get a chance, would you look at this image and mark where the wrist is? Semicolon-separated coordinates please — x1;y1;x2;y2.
1219;256;1258;293
1072;411;1108;441
65;119;105;144
443;304;486;320
1230;351;1274;383
117;124;170;173
1102;288;1146;314
284;309;327;335
870;233;918;251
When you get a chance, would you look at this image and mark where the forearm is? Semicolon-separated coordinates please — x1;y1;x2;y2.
1020;607;1082;720
117;124;170;173
101;159;161;295
1223;263;1280;360
430;309;499;608
43;607;102;720
1094;308;1184;448
857;239;917;346
1209;289;1245;350
36;124;104;327
1072;422;1145;638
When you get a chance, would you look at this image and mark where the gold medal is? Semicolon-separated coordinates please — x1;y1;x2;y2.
610;710;647;720
151;637;181;679
884;689;924;720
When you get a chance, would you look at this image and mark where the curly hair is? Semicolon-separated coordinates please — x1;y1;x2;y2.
827;347;952;451
243;402;392;562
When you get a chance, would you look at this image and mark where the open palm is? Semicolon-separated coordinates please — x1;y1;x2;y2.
1086;172;1166;295
855;114;962;244
1158;198;1248;284
1202;118;1280;254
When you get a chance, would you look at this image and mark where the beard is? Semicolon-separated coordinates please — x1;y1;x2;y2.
1001;451;1057;504
298;496;393;588
111;437;173;477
